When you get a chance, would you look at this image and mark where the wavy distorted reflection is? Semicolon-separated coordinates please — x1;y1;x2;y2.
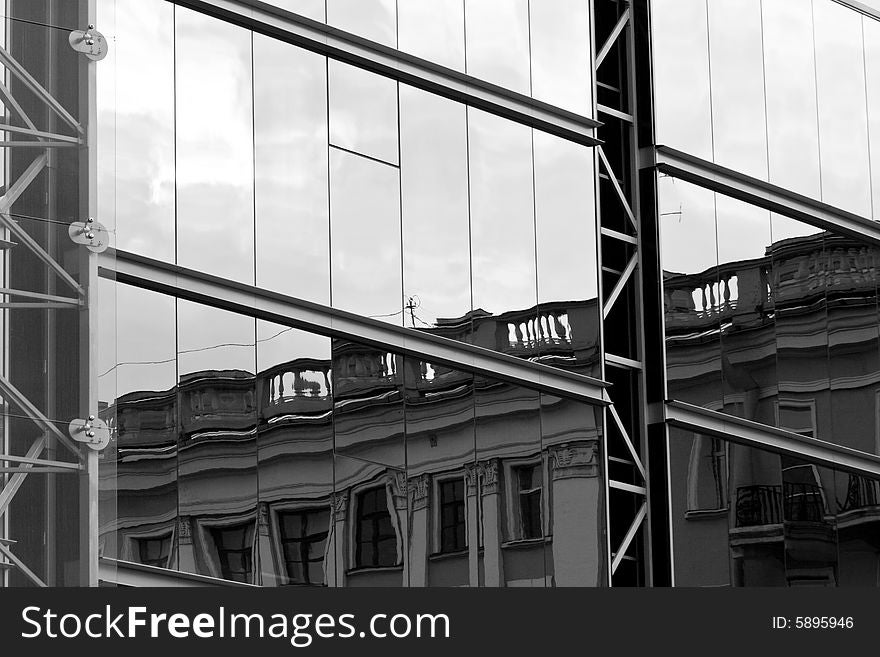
105;290;604;587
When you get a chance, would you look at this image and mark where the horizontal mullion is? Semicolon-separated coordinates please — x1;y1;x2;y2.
166;0;601;146
102;250;610;406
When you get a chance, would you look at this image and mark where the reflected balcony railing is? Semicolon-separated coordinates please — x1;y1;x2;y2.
840;474;880;513
735;483;826;528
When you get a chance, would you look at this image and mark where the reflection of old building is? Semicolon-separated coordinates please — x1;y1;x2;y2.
666;232;880;586
104;329;603;587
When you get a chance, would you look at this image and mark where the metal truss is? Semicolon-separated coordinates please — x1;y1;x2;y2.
0;1;103;587
166;0;601;147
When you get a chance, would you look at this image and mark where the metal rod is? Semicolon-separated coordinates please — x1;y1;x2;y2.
609;404;647;480
0;435;46;515
0;212;84;296
0;453;81;469
602;254;638;319
0;287;81;305
0;79;39;133
598;146;638;230
0;122;80;143
596;7;630;68
0;375;80;456
611;502;646;574
0;543;47;587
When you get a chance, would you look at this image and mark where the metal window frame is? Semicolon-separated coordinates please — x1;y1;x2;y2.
833;0;880;20
100;250;610;406
165;0;602;147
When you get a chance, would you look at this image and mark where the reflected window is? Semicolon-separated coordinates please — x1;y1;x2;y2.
211;524;254;583
279;508;330;586
514;464;543;540
686;436;728;513
438;478;466;553
355;487;397;568
137;535;172;568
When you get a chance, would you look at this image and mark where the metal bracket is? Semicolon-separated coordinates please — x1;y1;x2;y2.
69;218;109;253
68;416;110;451
68;26;108;62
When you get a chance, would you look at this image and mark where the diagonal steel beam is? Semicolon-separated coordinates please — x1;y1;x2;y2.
598;146;638;231
0;435;46;515
0;79;39;133
596;7;630;68
0;122;81;144
0;543;46;587
0;47;83;136
609;404;646;480
0;288;82;306
611;502;647;574
0;375;80;457
603;254;638;319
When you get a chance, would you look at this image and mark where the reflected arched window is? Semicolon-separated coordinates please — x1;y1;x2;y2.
686;435;728;513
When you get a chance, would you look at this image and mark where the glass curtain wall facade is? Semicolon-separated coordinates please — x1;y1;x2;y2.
5;0;880;589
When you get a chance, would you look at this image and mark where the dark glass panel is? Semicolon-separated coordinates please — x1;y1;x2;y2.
175;8;255;283
176;302;258;583
475;378;544;587
404;355;475;586
329;149;402;323
256;322;333;586
254;36;330;304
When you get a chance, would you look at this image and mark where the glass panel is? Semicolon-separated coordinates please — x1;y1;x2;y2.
404;357;475;586
400;87;471;336
475;378;544;587
328;61;399;165
533;132;600;378
706;0;767;179
650;0;713;159
714;197;774;425
267;0;325;21
529;0;592;115
397;0;464;71
762;0;821;198
333;339;406;586
329;149;402;322
110;286;178;569
866;16;880;221
327;0;396;47
464;0;530;95
254;36;330;304
541;394;604;586
660;178;723;410
813;0;872;216
176;302;258;583
468;110;537;358
256;322;333;586
175;8;255;283
111;0;175;261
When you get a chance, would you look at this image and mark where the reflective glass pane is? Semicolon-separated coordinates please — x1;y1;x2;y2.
541;394;603;587
329;61;399;165
256;322;333;586
105;0;175;260
475;378;543;587
464;0;530;94
254;36;330;304
866;16;880;220
329;149;402;322
660;178;722;409
267;0;325;21
327;0;396;46
651;0;713;159
397;0;464;71
468;110;537;357
529;0;592;115
176;302;258;583
813;0;872;216
175;8;255;283
706;0;767;179
110;286;178;569
333;339;406;586
762;0;821;198
400;87;471;336
404;357;475;586
534;132;600;377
